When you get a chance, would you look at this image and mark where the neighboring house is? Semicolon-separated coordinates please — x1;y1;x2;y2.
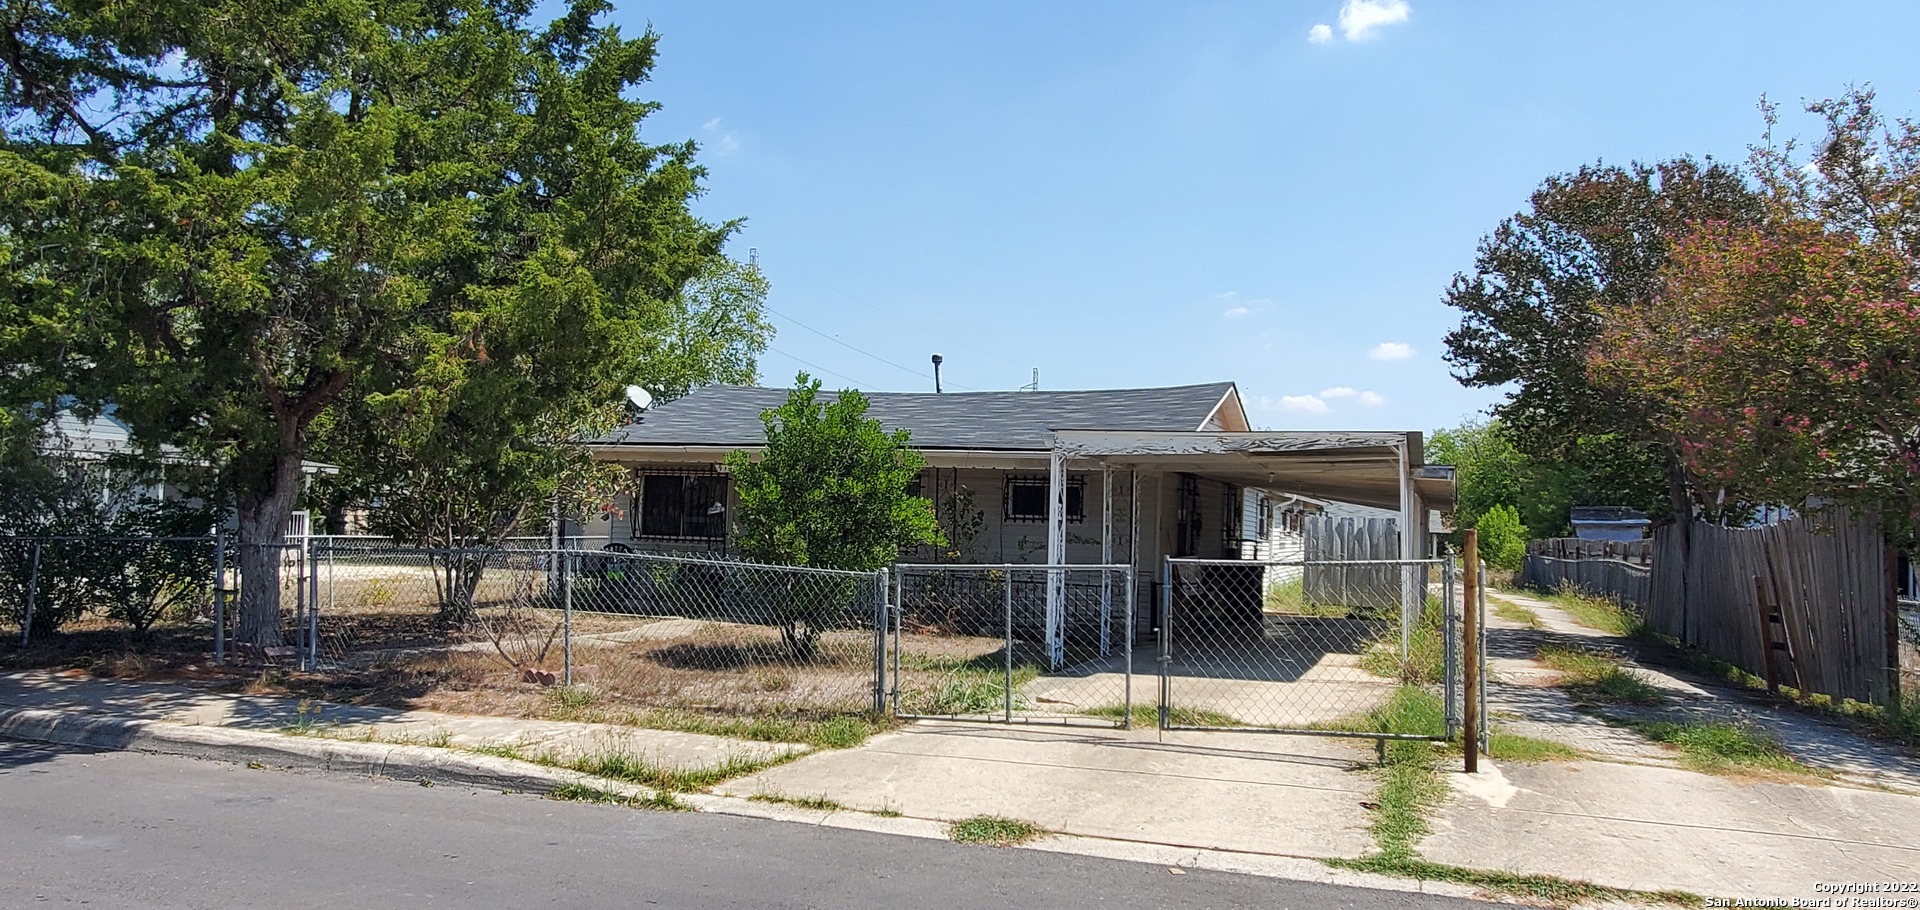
32;406;334;520
38;407;189;505
583;381;1453;571
1570;506;1651;541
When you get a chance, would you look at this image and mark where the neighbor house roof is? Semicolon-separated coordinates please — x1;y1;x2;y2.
594;382;1242;452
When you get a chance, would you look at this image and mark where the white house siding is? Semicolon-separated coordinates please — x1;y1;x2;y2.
920;466;1135;566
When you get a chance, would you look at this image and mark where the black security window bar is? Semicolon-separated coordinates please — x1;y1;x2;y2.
636;469;729;540
1004;475;1085;523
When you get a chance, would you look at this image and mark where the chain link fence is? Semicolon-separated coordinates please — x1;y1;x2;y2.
890;563;1135;725
0;535;219;647
300;541;888;718
1161;557;1456;738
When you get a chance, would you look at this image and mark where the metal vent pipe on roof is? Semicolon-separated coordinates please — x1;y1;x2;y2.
930;353;943;393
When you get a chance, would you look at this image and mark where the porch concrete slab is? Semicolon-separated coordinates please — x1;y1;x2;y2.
1424;759;1920;898
714;720;1382;860
0;671;804;771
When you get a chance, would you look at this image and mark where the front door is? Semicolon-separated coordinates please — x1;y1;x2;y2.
1174;475;1201;558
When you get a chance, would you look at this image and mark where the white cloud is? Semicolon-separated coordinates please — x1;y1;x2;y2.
1369;341;1414;361
1277;394;1330;414
1223;306;1251;318
1320;386;1358;399
1358;391;1385;407
702;117;739;155
1337;0;1410;40
1307;23;1333;44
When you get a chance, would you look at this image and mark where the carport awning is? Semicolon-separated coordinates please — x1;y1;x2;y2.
1049;430;1455;512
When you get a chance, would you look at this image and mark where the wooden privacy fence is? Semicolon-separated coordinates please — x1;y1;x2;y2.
1301;515;1400;605
1521;538;1653;611
1647;512;1899;706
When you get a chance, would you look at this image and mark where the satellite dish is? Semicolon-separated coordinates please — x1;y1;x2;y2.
625;386;653;410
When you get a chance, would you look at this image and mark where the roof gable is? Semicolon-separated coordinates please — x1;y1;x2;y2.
596;382;1239;451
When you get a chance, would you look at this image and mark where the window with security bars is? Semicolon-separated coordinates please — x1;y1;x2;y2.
1004;474;1085;523
635;469;729;540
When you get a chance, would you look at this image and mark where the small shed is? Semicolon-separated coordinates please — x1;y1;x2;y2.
1570;506;1650;542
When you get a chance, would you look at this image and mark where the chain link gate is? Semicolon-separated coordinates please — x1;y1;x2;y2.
889;564;1136;726
1159;556;1458;740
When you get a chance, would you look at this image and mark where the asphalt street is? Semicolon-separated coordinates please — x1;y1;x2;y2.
0;737;1494;909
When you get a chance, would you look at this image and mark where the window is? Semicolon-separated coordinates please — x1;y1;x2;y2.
1257;495;1274;537
1004;474;1085;523
636;470;729;539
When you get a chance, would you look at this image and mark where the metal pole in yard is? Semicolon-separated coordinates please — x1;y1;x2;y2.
1478;560;1489;756
1159;558;1172;738
22;542;41;647
562;549;574;688
1123;567;1134;730
307;537;320;671
212;532;226;664
1462;530;1480;774
891;569;903;715
1004;567;1014;723
872;568;887;715
1443;558;1457;741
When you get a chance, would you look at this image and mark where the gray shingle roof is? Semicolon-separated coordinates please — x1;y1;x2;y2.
595;382;1238;451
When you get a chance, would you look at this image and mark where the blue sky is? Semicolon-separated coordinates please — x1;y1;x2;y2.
609;1;1920;431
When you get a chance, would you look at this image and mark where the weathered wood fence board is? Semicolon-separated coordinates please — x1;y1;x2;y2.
1525;514;1896;705
1521;538;1653;611
1644;512;1892;706
1302;516;1399;606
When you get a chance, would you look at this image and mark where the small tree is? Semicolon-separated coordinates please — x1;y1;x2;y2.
725;375;943;660
1475;504;1528;572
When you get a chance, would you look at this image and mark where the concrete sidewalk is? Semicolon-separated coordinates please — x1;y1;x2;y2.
10;658;1920;904
0;670;804;770
1423;590;1920;898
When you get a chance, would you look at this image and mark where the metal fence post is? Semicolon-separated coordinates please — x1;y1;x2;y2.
562;549;574;688
1158;558;1172;736
21;541;41;647
891;568;903;715
1004;567;1015;723
1462;531;1480;773
1478;559;1490;756
1123;567;1135;730
1443;557;1458;741
306;536;320;670
872;568;887;715
212;531;226;665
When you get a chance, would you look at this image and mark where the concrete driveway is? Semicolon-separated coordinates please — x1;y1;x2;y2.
716;719;1384;860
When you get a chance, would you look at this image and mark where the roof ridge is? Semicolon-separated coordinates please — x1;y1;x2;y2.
686;381;1235;396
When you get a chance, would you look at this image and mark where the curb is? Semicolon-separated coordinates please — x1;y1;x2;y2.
0;705;657;799
1;704;1488;904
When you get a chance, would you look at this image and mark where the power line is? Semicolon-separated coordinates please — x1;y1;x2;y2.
755;253;989;391
763;304;979;393
764;344;874;390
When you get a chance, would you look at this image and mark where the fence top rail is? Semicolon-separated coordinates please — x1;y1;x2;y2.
310;542;884;579
1166;557;1447;568
892;562;1133;572
0;534;216;543
1526;554;1652;572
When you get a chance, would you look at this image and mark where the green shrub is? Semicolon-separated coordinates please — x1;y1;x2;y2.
1474;504;1527;571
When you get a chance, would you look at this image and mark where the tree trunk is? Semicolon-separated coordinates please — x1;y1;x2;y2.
233;453;306;648
1664;454;1694;637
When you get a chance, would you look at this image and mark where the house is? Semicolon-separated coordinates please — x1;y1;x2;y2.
582;380;1455;663
582;380;1452;569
